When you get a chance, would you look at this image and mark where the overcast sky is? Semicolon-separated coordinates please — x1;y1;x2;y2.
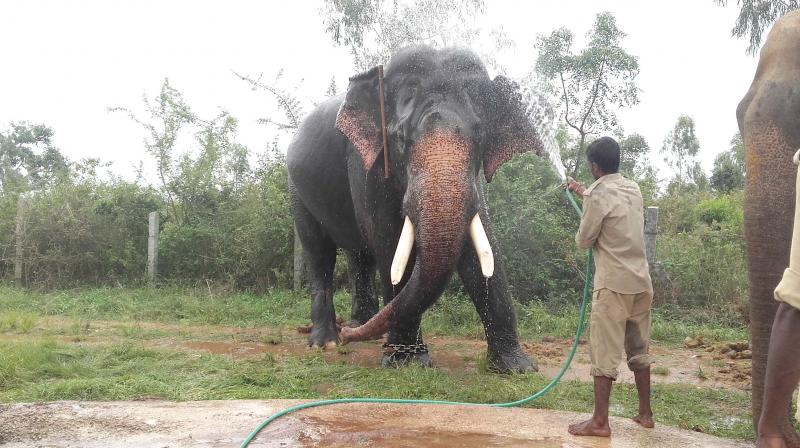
0;0;757;183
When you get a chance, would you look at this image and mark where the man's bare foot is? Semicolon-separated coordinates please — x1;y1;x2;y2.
632;414;654;428
755;435;787;448
568;418;611;437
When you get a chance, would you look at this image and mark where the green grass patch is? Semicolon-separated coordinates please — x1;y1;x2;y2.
652;366;670;376
421;292;748;345
0;337;753;440
0;286;748;345
0;311;38;334
0;286;317;328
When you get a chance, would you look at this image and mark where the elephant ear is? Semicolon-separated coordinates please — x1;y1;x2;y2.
335;66;383;172
482;76;544;183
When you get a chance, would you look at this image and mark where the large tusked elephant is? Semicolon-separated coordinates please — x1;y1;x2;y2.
738;10;800;445
287;46;543;372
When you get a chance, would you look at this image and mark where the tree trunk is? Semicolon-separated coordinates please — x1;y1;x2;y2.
571;133;587;179
293;225;305;291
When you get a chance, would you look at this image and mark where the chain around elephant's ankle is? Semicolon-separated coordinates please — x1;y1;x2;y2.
382;342;429;356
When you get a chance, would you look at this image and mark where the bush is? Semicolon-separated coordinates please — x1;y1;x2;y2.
655;192;748;324
152;155;293;290
694;192;743;229
10;179;162;286
486;153;583;303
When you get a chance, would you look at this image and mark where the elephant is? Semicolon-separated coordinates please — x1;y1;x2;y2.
287;45;544;373
737;10;800;445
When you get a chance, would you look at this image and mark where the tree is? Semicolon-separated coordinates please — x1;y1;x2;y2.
619;133;651;176
326;76;338;97
729;131;746;168
233;69;310;289
233;70;305;131
618;133;659;200
322;0;489;70
535;12;640;178
0;123;69;195
711;152;745;193
661;115;701;191
111;79;251;225
715;0;800;55
711;133;746;193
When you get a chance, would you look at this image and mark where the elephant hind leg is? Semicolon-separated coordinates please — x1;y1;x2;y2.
346;249;378;327
292;200;339;348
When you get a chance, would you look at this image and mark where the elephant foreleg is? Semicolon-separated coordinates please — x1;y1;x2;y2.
457;231;536;373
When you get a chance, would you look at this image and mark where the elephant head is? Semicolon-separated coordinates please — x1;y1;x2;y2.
335;46;544;342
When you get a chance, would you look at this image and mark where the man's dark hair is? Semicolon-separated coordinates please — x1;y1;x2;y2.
586;136;620;174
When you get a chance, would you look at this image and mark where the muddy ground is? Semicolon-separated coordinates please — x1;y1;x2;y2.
15;316;752;391
0;318;754;447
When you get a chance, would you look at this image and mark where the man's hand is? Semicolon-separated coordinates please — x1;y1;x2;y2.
564;177;586;196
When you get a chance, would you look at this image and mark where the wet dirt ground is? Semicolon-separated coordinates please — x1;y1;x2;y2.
0;318;753;447
9;316;751;390
0;399;750;448
169;330;752;391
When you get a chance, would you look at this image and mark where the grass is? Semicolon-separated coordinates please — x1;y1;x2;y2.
0;286;747;338
0;286;748;345
422;291;748;346
652;366;670;376
0;285;755;441
0;337;753;440
0;311;38;334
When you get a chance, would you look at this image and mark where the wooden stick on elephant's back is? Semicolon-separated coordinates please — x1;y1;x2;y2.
378;64;390;179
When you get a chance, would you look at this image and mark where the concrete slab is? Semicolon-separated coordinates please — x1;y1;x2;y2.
0;399;750;447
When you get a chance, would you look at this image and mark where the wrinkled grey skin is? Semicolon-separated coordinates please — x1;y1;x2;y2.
737;10;800;445
287;45;543;372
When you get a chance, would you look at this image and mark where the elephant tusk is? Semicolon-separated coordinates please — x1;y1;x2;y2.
470;214;494;278
390;216;415;285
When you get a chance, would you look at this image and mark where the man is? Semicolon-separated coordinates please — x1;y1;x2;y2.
564;136;654;437
756;149;800;448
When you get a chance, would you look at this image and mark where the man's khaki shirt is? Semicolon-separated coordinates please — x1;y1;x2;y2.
576;173;653;295
774;149;800;310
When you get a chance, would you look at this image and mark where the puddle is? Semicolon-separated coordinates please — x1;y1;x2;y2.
294;416;565;448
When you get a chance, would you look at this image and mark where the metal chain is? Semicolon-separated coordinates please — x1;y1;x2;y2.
382;342;429;356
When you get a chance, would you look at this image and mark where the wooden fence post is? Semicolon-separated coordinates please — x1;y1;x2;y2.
147;212;159;284
14;196;26;285
645;206;659;265
293;224;304;291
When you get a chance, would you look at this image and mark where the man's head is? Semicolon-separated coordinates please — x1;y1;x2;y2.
586;136;620;180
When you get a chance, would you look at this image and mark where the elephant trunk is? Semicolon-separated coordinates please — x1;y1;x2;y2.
342;130;488;343
744;126;800;440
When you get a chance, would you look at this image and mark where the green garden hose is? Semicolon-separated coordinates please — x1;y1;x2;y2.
239;190;592;447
